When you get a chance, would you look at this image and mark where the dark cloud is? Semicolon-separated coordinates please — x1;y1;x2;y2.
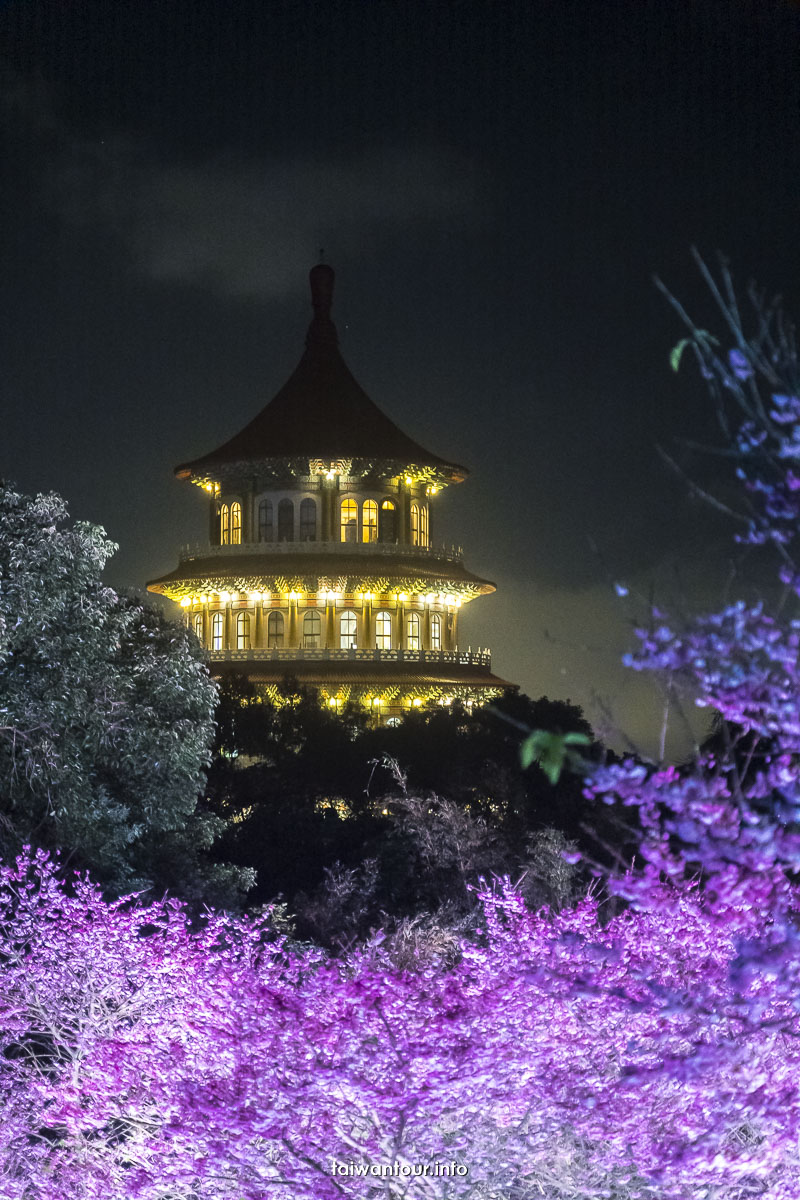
124;147;483;298
3;68;482;299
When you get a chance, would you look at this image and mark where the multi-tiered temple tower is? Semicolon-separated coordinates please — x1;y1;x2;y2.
147;265;510;722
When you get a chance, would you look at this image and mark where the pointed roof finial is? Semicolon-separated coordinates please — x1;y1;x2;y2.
307;261;336;344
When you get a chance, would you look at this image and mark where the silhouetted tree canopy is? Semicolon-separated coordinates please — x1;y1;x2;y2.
206;679;628;922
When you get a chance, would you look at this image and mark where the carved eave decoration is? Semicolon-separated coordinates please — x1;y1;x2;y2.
150;569;490;603
260;681;505;706
178;456;466;492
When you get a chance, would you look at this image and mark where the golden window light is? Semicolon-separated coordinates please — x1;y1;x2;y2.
230;502;242;545
362;498;378;542
340;498;358;542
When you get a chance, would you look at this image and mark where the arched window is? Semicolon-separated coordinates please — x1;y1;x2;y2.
410;503;420;546
236;611;251;650
211;611;224;651
340;498;358;542
406;611;421;651
430;612;442;652
420;503;429;547
258;499;273;542
230;502;242;545
299;498;317;541
362;499;378;543
277;499;294;542
267;611;284;648
379;499;396;543
340;609;357;649
302;609;321;648
375;610;392;650
220;504;230;545
192;613;204;642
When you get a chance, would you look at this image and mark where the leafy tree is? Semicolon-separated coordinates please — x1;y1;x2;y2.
208;685;622;912
0;483;249;904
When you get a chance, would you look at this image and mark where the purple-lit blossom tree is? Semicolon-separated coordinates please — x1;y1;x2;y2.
578;254;800;1193
2;844;799;1199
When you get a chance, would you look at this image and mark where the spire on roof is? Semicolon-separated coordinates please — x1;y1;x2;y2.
307;263;337;348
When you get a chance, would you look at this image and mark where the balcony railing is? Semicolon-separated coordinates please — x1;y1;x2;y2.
179;540;464;564
207;647;492;669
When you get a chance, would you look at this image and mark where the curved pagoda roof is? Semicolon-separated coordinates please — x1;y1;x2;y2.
147;546;496;602
176;265;468;486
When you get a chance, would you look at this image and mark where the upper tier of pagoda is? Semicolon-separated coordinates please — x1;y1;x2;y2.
175;264;468;489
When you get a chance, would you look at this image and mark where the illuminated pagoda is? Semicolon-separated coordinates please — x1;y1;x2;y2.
147;264;511;722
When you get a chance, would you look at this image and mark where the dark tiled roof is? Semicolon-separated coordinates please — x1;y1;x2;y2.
176;265;467;480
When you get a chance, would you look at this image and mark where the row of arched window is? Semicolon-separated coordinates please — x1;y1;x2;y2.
219;499;315;545
258;498;317;542
193;609;442;652
219;497;428;546
340;498;393;543
338;499;426;546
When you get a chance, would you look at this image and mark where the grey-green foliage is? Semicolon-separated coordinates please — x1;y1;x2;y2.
0;483;251;905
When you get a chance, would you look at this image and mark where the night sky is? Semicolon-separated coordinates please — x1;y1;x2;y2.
2;0;799;758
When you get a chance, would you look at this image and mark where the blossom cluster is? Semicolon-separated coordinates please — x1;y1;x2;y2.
576;278;800;1195
1;844;799;1199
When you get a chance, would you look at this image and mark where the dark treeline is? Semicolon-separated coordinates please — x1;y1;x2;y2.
205;676;635;948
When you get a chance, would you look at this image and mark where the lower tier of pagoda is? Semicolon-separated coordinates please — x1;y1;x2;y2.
210;646;511;722
147;549;508;721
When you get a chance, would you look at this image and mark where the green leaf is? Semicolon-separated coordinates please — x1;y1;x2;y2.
670;338;690;372
696;329;720;348
563;733;592;747
520;730;591;784
670;330;720;373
